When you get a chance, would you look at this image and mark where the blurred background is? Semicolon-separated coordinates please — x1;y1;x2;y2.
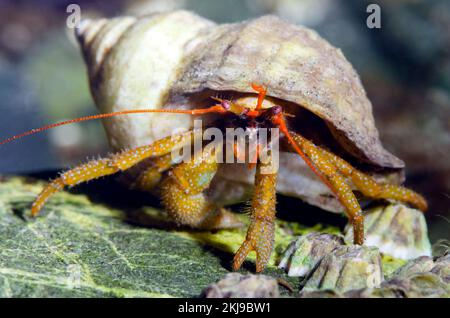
0;0;449;245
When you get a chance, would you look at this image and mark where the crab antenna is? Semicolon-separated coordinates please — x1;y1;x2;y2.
0;106;227;146
210;96;223;103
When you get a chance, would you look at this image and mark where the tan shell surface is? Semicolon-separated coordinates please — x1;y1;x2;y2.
170;15;403;168
77;11;215;150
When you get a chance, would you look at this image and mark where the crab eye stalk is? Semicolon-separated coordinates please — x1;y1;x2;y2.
210;96;231;111
221;99;231;110
270;105;282;115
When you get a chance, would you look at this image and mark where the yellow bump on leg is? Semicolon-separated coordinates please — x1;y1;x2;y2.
161;145;243;230
32;158;118;216
314;145;428;211
31;130;196;216
110;130;196;170
289;132;364;245
233;154;278;272
60;158;118;186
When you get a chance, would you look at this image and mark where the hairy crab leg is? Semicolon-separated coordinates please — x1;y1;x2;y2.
233;151;278;272
288;131;365;245
132;153;175;192
314;147;428;211
160;143;243;230
31;130;198;216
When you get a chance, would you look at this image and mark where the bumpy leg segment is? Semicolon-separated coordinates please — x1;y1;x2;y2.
132;153;174;192
160;146;243;230
289;132;365;245
31;130;197;216
316;148;428;211
233;154;278;272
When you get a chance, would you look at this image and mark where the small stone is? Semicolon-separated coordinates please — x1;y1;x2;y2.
345;253;450;298
278;233;344;277
431;252;450;283
301;245;384;293
347;273;449;298
392;256;434;279
345;204;432;260
300;290;342;298
385;273;449;298
201;273;279;298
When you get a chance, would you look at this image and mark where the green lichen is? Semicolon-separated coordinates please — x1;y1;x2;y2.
381;254;407;278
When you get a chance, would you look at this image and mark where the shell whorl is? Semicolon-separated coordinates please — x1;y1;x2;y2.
76;17;137;81
76;11;214;150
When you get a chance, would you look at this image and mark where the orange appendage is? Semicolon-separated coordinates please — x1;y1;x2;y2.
0;108;216;148
32;158;118;216
317;146;428;212
31;132;196;217
276;116;339;199
161;175;218;227
63;159;118;185
376;184;428;211
31;179;64;216
233;161;277;272
288;129;427;244
233;217;275;272
160;148;242;230
289;131;365;244
251;83;267;111
133;154;174;192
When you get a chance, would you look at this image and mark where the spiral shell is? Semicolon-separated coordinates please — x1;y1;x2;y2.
76;10;403;212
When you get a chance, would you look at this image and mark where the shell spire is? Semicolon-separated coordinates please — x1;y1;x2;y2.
76;17;137;80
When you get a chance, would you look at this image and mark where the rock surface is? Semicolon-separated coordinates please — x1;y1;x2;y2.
301;245;384;293
345;204;432;260
201;273;279;298
301;252;450;298
0;177;297;297
0;177;445;298
278;233;344;277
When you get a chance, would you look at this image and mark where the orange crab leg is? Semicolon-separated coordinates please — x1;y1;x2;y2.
160;144;242;230
31;130;198;216
233;152;277;272
316;147;428;211
273;115;339;197
233;142;261;170
247;143;261;170
131;153;175;192
233;143;247;163
288;131;365;245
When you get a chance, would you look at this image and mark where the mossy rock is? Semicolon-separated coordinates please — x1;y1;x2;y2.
0;177;442;298
0;177;303;297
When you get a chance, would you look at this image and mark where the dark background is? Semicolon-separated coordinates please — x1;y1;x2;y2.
0;0;449;245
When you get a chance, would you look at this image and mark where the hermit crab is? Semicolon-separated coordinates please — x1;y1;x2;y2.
1;11;427;272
